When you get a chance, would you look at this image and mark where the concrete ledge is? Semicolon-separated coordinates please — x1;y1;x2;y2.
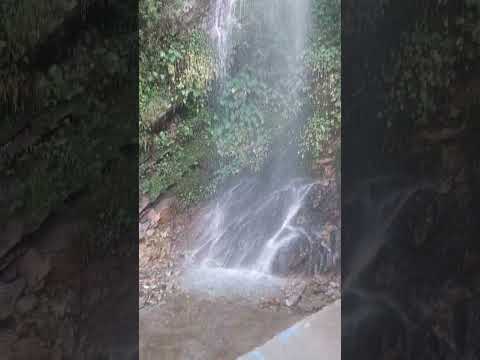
237;300;341;360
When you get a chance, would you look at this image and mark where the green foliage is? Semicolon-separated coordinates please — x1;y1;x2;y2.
211;71;290;175
139;109;215;204
139;0;217;205
138;0;342;206
384;8;480;129
139;31;214;121
303;44;341;156
302;0;341;158
139;0;214;154
312;0;341;47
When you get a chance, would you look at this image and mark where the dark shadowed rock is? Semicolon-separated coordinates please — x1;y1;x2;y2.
35;220;86;254
0;278;26;320
15;294;38;314
271;236;310;276
0;262;18;283
0;218;24;259
0;329;17;357
16;249;51;291
11;337;51;360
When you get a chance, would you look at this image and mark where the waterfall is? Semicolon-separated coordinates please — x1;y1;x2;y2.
186;0;338;277
190;178;332;274
211;0;239;77
210;0;310;79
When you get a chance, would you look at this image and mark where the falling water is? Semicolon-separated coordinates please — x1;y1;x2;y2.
210;0;310;79
211;0;239;77
186;0;335;282
189;178;333;274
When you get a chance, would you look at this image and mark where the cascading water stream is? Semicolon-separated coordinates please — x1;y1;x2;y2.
184;0;337;284
212;0;239;77
190;178;327;274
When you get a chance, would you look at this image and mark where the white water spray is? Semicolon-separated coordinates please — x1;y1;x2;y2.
186;0;329;281
211;0;311;78
211;0;239;77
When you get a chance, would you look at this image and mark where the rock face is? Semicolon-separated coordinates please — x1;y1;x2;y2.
0;278;26;320
271;236;311;276
10;337;51;360
17;249;51;291
0;329;17;356
0;219;24;259
268;176;340;277
139;194;177;240
15;294;38;314
1;1;139;359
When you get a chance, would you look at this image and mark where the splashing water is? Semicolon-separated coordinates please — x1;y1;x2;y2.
186;0;331;283
210;0;311;78
211;0;238;77
189;178;326;274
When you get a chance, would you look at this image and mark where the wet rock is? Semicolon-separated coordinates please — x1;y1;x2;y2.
17;249;51;291
0;278;26;320
309;224;340;274
271;236;310;276
285;281;307;307
15;294;38;314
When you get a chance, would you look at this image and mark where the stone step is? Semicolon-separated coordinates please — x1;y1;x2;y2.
238;300;340;360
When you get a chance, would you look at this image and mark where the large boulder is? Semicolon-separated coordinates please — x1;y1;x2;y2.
271;235;311;276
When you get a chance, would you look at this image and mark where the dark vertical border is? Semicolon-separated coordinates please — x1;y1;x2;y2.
342;1;480;359
1;1;139;358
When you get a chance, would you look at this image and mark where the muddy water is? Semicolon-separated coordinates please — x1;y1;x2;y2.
139;292;302;360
